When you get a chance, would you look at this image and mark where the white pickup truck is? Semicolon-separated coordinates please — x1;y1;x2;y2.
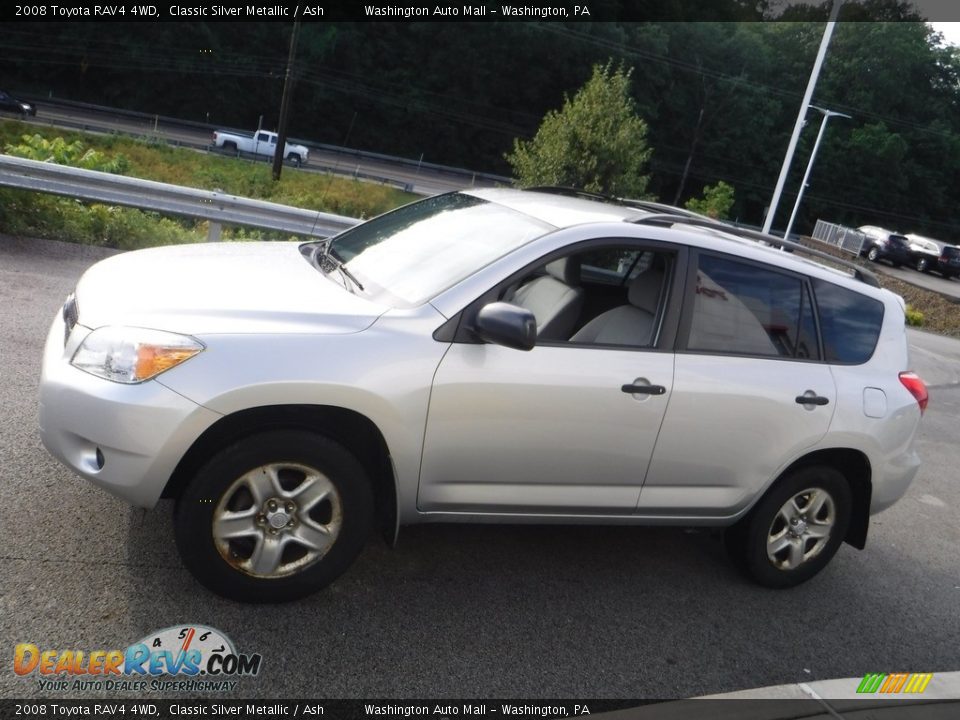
212;129;309;166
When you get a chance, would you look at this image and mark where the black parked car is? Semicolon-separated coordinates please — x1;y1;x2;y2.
907;235;960;279
935;245;960;279
858;226;912;267
0;90;36;117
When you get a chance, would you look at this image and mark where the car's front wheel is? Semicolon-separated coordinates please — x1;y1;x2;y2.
174;430;373;602
916;257;929;273
726;466;851;588
866;246;880;262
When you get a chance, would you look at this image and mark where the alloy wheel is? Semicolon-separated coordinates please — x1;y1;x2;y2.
212;462;343;578
766;487;836;571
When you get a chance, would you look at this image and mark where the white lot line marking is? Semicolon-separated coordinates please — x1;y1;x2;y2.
799;682;847;720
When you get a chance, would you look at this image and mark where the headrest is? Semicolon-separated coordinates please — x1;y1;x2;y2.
545;257;581;286
628;267;665;314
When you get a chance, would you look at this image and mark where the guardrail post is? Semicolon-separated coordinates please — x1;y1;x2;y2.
208;222;222;242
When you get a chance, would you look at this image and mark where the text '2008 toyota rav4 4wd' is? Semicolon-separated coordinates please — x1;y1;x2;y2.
39;188;928;602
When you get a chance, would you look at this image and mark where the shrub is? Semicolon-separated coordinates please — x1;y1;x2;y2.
905;305;925;326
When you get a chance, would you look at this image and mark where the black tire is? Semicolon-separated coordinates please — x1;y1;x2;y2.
725;466;851;589
916;257;929;273
174;430;373;603
866;246;880;262
223;141;238;153
287;152;302;167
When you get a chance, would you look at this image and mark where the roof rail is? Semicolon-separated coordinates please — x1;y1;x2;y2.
522;187;880;287
526;187;708;219
524;185;614;202
633;213;881;288
615;198;706;218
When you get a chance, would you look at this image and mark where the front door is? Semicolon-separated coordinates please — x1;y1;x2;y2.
418;342;675;514
418;242;682;516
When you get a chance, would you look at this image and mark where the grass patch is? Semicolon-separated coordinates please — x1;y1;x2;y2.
0;120;417;248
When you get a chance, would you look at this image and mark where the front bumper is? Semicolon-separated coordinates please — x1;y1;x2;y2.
38;311;221;508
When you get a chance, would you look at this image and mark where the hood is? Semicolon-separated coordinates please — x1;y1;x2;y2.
74;242;385;335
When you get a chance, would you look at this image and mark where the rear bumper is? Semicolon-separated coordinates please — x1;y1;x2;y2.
38;311;221;508
869;446;921;515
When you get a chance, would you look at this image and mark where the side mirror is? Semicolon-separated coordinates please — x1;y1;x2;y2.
474;302;537;351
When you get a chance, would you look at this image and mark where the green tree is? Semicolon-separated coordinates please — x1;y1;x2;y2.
685;180;735;219
506;62;652;197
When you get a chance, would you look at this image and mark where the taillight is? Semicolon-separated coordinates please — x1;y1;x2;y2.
899;371;929;415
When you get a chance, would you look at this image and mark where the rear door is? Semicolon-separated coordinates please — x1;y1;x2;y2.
639;251;836;518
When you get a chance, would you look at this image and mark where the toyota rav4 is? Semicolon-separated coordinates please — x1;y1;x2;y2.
39;188;928;602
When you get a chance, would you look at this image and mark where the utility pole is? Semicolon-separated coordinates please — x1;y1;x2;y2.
783;106;851;242
762;0;843;234
272;21;301;182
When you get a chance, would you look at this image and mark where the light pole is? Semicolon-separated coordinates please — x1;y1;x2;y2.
783;106;851;242
763;0;843;234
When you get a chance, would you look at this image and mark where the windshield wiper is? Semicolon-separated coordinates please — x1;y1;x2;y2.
334;262;364;293
314;241;364;292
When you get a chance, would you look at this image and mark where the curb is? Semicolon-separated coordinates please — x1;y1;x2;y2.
699;670;960;701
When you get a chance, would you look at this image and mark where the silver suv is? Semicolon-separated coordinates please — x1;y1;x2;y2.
39;189;928;602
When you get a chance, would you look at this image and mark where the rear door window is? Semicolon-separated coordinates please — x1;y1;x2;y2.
686;254;819;360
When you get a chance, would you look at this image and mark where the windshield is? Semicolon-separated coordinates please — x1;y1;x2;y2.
326;193;553;306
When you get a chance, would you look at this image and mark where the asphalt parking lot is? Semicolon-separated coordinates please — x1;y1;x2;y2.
870;260;960;300
1;236;958;701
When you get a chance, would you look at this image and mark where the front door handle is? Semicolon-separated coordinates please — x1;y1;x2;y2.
795;394;830;406
622;383;666;395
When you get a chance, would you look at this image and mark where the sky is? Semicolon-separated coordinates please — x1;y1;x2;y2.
929;22;960;46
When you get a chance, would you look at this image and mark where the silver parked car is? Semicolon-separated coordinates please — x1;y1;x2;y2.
39;189;928;602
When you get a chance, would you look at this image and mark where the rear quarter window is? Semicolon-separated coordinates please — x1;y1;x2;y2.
812;279;884;364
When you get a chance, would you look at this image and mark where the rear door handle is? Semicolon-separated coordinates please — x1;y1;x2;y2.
795;394;829;406
622;383;666;395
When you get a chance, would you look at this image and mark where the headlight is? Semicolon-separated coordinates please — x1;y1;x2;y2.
70;327;204;384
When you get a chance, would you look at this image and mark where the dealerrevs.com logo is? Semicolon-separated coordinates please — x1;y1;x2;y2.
14;625;262;693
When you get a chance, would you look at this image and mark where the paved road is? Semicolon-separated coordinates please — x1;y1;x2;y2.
18;104;501;197
1;237;958;701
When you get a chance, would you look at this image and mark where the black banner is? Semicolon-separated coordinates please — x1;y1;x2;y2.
2;699;960;720
3;0;960;23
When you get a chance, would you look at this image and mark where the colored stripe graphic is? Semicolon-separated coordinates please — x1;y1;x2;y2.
857;673;886;693
904;674;933;693
857;673;933;694
880;673;908;693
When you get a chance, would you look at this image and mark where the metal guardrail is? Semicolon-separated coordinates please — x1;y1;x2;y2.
811;220;865;256
0;154;361;241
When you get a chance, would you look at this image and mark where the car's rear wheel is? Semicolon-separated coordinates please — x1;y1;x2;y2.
174;430;373;602
726;466;851;588
916;257;929;273
867;246;880;262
